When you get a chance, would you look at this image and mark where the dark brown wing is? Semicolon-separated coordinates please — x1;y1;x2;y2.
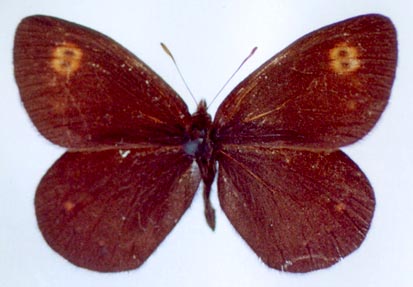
14;15;190;149
35;147;200;272
218;146;374;272
214;14;397;149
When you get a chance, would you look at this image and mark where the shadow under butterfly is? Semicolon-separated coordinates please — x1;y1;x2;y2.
13;14;397;273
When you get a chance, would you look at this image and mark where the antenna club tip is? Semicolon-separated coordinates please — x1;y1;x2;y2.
161;42;175;60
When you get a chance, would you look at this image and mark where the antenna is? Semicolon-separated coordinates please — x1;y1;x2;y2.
161;43;257;109
161;43;197;106
208;46;257;108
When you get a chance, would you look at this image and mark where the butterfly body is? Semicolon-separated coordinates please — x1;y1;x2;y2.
14;14;397;273
184;100;217;229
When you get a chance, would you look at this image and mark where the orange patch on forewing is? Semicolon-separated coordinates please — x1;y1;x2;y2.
51;42;83;76
329;43;361;74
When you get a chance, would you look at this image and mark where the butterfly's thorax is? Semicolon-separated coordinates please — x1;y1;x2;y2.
184;100;217;229
184;101;215;182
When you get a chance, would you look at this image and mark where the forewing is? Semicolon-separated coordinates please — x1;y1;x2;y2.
218;146;374;272
214;14;397;149
14;15;190;148
35;147;200;272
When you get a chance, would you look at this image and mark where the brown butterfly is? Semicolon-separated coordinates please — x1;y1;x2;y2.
13;14;397;273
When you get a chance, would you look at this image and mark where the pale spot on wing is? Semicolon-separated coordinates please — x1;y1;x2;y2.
281;260;293;271
329;43;361;74
50;98;68;114
51;42;83;77
335;202;347;213
118;149;131;159
346;99;357;110
282;254;338;271
63;200;75;212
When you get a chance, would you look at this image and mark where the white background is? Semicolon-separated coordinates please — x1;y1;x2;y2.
1;1;412;286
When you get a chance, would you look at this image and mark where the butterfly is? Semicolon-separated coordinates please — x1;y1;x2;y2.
13;14;397;273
